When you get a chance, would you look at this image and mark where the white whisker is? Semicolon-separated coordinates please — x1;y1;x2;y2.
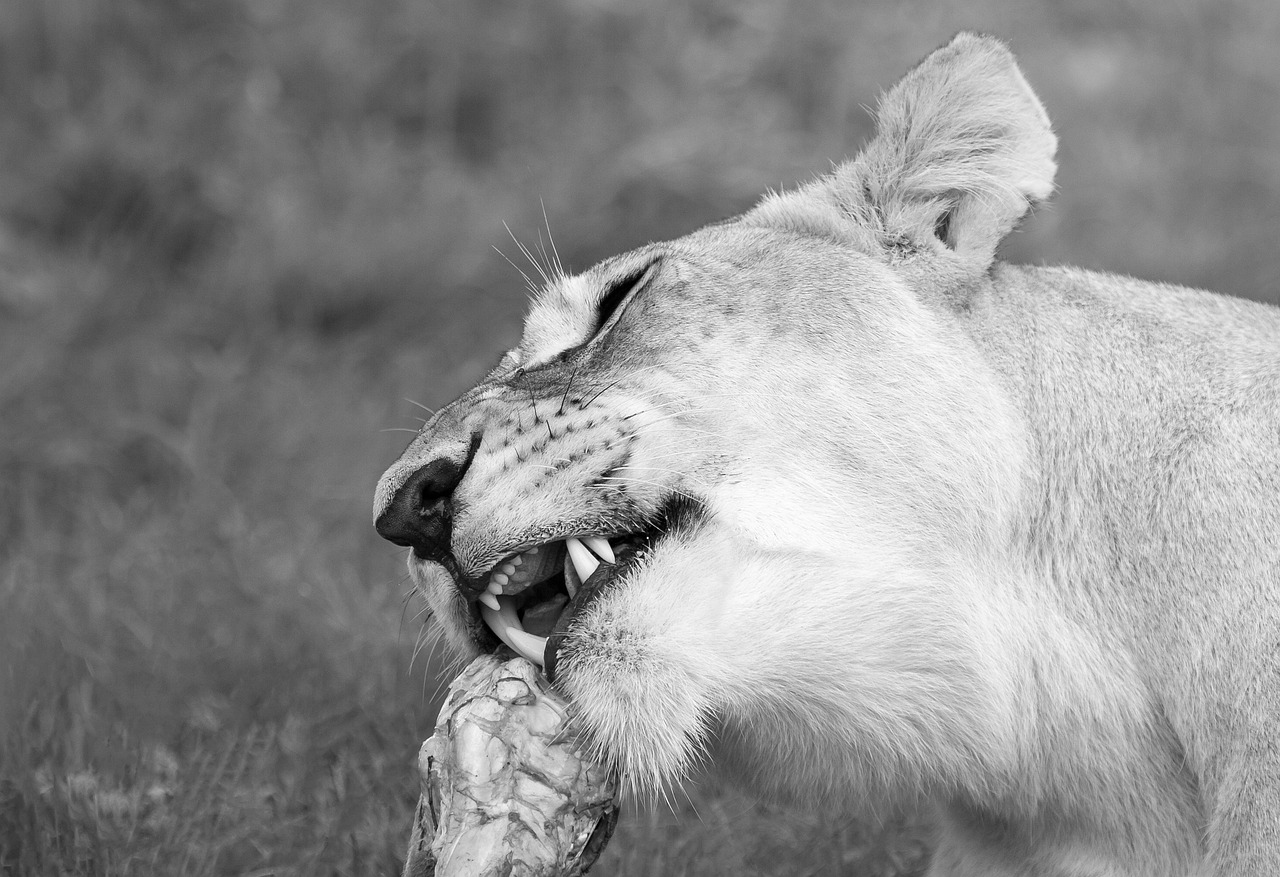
605;469;711;492
540;199;566;280
493;241;538;292
625;408;732;426
506;222;554;286
589;474;704;504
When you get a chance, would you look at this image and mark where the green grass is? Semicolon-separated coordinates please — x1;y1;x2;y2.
1;0;1277;874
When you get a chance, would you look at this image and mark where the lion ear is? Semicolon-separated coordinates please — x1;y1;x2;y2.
856;32;1057;261
752;33;1056;269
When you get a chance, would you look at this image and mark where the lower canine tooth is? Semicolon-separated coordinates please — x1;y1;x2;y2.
480;597;548;667
504;627;548;665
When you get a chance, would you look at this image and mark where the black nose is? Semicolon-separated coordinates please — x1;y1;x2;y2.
375;452;471;558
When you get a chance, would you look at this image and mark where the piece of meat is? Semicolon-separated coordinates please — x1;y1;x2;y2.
403;654;620;877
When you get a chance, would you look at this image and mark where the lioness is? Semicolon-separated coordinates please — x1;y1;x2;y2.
375;33;1280;875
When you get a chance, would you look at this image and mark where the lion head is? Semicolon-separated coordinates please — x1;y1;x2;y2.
376;32;1054;804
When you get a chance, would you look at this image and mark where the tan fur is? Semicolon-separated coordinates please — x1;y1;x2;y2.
376;33;1280;875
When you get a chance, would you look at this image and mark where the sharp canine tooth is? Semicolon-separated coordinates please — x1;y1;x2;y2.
504;627;548;665
565;537;599;583
480;598;546;667
583;536;614;563
479;592;500;611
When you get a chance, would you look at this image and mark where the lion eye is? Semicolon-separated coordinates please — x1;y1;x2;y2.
595;260;658;333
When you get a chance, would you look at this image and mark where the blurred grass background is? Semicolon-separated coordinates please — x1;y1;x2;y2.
0;0;1277;874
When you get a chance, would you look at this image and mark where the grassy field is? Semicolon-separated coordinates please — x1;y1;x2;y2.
1;0;1277;874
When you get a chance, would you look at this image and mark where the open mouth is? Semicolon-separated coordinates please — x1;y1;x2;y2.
477;535;639;670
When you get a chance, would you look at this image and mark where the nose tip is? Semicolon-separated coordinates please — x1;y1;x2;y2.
374;453;470;556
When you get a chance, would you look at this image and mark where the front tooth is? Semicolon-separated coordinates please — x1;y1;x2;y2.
582;536;614;563
479;592;500;611
565;537;599;584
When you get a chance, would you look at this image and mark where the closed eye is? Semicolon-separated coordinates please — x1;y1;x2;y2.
594;259;659;335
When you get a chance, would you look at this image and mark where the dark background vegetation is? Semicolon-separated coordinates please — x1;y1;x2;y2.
1;0;1277;874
